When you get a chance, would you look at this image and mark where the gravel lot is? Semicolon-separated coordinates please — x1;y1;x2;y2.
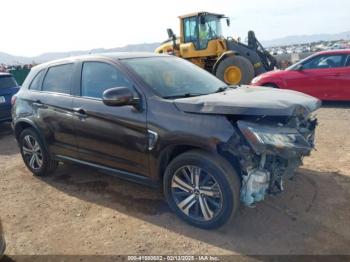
1;102;350;257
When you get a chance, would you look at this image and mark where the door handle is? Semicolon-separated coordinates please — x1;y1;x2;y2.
73;107;87;119
33;100;47;109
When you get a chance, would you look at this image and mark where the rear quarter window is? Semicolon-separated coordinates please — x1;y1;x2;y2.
0;76;18;89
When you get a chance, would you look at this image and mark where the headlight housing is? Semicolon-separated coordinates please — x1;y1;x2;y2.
237;120;313;158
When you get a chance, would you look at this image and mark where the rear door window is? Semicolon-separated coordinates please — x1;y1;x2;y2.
29;70;45;91
0;76;18;89
42;64;74;94
81;62;132;99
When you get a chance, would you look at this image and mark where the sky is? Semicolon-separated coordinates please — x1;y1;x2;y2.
1;0;349;56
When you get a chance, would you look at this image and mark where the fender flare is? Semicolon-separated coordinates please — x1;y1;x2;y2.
212;50;239;74
153;141;220;183
13;118;49;152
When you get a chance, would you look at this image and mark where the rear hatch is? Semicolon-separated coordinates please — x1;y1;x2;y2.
0;75;19;119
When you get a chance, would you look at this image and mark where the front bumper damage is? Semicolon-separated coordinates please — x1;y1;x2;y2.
221;115;318;206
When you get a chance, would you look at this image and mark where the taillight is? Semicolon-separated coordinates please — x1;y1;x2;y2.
11;95;17;105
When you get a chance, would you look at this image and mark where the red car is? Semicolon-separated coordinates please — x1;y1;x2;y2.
251;50;350;101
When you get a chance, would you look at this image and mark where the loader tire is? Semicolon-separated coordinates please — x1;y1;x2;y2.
216;56;255;85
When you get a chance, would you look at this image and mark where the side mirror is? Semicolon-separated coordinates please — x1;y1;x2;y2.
295;64;304;71
102;87;139;107
167;28;177;50
167;28;175;39
226;18;230;26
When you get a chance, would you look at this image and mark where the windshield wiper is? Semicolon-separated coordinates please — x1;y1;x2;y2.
163;93;205;99
215;86;228;93
164;86;238;99
214;85;237;93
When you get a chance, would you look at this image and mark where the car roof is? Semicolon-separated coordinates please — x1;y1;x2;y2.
0;72;12;77
33;52;170;71
179;11;225;19
316;49;350;55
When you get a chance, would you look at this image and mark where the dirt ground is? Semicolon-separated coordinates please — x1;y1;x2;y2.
1;102;350;256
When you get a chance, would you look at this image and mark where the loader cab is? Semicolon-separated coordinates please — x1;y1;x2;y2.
155;11;276;85
155;12;229;61
180;12;227;50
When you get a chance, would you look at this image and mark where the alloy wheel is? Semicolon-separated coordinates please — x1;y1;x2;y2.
171;165;223;221
22;135;43;170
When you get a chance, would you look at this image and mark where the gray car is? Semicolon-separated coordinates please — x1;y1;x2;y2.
12;53;321;228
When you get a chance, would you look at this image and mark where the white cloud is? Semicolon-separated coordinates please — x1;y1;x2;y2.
1;0;349;56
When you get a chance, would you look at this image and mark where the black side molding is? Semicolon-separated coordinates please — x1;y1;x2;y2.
55;155;160;188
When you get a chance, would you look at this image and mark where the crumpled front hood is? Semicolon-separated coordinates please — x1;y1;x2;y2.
174;86;321;116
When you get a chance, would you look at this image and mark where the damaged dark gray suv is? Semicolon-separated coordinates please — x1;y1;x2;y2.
12;53;320;229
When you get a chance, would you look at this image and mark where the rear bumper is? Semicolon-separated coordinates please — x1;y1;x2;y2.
0;107;12;122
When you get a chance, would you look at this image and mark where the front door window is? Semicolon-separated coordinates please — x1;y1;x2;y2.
81;62;132;99
302;54;348;70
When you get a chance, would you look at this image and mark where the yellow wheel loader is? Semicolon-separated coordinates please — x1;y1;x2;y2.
155;12;277;85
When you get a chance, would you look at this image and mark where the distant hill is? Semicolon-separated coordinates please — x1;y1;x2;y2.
0;52;32;65
262;31;350;47
2;31;350;64
0;42;161;65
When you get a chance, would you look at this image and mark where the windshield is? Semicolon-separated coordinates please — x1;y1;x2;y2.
286;55;317;71
0;76;18;89
121;56;226;98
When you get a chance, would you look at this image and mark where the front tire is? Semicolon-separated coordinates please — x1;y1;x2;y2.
164;150;240;229
19;128;58;176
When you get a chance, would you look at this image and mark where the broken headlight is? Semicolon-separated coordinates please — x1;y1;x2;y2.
237;120;313;157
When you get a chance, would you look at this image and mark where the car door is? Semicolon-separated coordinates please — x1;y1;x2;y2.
328;54;350;100
317;54;349;100
30;63;78;157
72;60;149;177
284;54;342;100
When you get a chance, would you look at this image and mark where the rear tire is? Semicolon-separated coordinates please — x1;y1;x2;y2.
164;150;241;229
216;56;255;85
19;128;58;177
